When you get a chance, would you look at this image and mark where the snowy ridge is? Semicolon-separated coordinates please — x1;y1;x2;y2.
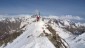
4;20;55;48
0;15;85;48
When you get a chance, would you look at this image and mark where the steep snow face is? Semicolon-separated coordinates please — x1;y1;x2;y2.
3;20;55;48
64;33;85;48
49;21;85;48
63;20;70;26
45;17;85;48
50;23;71;39
68;33;85;48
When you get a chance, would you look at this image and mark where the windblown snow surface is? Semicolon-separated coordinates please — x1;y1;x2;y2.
0;15;85;48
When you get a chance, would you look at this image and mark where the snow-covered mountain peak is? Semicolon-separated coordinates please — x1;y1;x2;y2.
0;15;85;48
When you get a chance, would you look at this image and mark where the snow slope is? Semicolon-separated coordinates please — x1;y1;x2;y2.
4;20;55;48
49;18;85;48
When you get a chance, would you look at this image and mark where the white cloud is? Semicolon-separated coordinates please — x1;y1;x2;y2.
48;15;83;20
0;14;83;20
0;14;32;17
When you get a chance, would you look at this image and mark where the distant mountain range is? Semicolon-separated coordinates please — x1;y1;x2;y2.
0;15;85;48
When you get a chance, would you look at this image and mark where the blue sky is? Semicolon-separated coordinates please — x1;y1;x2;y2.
0;0;85;16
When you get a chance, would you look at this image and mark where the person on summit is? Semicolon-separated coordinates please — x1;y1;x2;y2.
36;16;40;21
